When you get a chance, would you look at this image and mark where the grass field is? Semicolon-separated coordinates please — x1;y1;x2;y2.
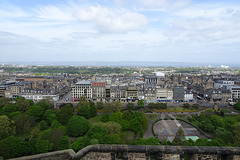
153;107;197;112
144;114;158;120
175;114;187;119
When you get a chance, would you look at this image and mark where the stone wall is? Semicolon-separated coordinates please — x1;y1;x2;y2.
10;145;240;160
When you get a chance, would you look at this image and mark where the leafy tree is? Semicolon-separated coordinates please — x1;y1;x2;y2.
36;139;52;153
28;100;34;107
58;104;73;125
192;103;200;109
51;120;62;129
38;120;48;131
109;111;122;123
87;125;106;140
232;123;240;145
89;103;97;117
36;101;50;111
132;137;159;145
78;105;90;118
183;103;191;109
137;99;144;108
98;121;122;135
14;113;36;135
214;127;234;144
57;136;69;150
122;111;133;121
2;103;19;117
0;115;15;140
0;97;10;109
127;103;134;110
67;116;90;137
172;126;187;145
234;102;240;110
100;114;110;122
210;115;223;129
96;102;104;109
112;101;122;112
26;105;44;121
16;96;30;112
71;137;90;152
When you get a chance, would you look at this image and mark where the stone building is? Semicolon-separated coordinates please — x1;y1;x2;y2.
110;85;127;102
71;81;92;101
156;87;173;102
92;82;106;102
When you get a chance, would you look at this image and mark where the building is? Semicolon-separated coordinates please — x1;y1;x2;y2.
110;85;127;102
156;87;173;102
92;82;106;102
0;86;6;97
126;86;138;102
184;92;194;102
71;81;92;101
11;81;34;99
204;89;231;102
173;86;184;102
228;86;240;101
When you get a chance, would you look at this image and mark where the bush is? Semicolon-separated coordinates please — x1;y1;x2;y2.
67;116;90;137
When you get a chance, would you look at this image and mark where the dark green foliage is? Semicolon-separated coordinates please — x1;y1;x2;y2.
183;103;191;109
36;139;52;153
100;114;110;122
16;96;31;112
44;109;57;125
67;116;90;137
0;97;10;109
26;105;44;121
192;103;200;109
51;120;62;129
0;115;15;140
234;102;240;110
13;113;36;135
0;136;36;159
89;103;97;117
137;99;144;107
57;136;69;150
78;105;90;118
127;103;134;110
58;104;73;125
1;104;19;117
71;137;91;152
132;137;159;145
36;101;50;111
96;102;104;109
148;103;167;109
214;127;234;144
38;120;48;131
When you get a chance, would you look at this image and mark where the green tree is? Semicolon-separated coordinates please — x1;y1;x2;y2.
67;116;90;137
57;136;69;150
58;104;73;125
38;120;48;131
109;111;122;123
0;97;10;109
96;101;104;109
234;102;240;110
26;105;44;121
112;101;122;112
0;115;15;140
100;114;110;122
214;127;234;144
2;103;19;117
172;126;187;145
89;103;97;117
14;113;36;135
16;96;30;112
98;121;122;135
71;137;90;152
36;139;52;153
137;99;144;108
183;103;191;109
127;103;134;110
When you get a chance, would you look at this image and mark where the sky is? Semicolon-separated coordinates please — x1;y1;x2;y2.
0;0;240;64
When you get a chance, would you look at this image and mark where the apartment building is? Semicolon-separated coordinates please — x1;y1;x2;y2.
71;81;92;101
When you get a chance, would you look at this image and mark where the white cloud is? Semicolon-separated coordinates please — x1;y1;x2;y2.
73;6;148;33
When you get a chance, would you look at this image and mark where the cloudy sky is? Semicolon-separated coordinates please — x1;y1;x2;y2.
0;0;240;63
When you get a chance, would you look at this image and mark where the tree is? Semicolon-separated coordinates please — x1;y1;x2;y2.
2;103;19;117
38;120;48;131
234;102;240;110
127;103;134;110
36;139;52;153
67;116;90;137
192;103;200;109
214;127;234;144
183;103;191;109
0;115;15;140
172;126;187;145
137;100;144;108
58;104;73;125
71;137;90;152
89;103;97;117
26;105;44;121
109;111;122;123
14;113;36;135
57;136;69;150
78;105;90;118
112;101;122;112
0;97;10;109
96;102;104;109
44;109;57;125
98;121;122;135
16;96;30;112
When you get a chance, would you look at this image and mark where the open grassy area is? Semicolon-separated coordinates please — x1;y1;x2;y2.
144;114;158;120
175;114;187;119
153;107;197;112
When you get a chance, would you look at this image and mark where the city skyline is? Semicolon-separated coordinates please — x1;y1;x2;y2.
1;0;240;63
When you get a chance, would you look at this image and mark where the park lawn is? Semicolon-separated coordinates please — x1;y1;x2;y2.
175;114;187;119
144;114;158;120
153;107;197;112
89;115;103;123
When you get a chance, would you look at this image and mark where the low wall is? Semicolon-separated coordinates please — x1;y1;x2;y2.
10;145;240;160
